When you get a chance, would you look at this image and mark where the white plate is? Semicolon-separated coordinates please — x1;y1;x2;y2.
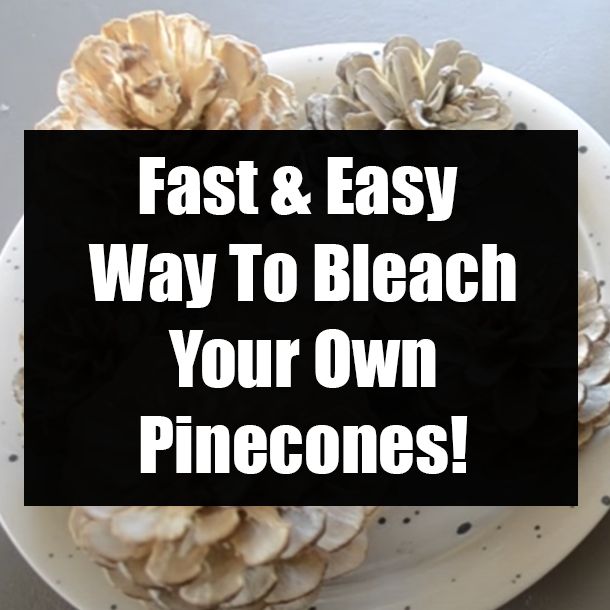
1;43;610;610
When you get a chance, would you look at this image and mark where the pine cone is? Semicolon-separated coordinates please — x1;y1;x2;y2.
578;271;610;446
69;505;377;609
306;37;512;131
13;332;23;417
36;11;297;130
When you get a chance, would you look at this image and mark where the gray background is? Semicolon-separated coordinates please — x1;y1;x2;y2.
1;0;609;608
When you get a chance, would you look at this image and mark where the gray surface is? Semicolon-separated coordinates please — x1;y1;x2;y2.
0;0;609;609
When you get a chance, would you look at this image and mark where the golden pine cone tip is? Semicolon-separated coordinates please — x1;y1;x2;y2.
36;10;298;131
69;506;376;610
578;270;610;447
306;37;512;131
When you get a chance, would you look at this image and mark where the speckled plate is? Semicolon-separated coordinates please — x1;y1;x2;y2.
1;43;610;610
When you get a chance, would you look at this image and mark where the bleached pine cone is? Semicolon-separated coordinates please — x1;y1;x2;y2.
578;271;610;447
306;37;512;130
69;506;377;610
13;332;23;416
36;11;297;130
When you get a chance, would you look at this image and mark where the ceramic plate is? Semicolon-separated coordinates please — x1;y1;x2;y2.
1;43;610;610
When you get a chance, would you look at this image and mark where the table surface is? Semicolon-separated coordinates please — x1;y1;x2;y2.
1;0;609;608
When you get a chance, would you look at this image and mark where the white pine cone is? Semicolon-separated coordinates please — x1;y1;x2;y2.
69;505;377;610
306;37;512;131
578;270;610;446
13;332;23;417
36;11;297;130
